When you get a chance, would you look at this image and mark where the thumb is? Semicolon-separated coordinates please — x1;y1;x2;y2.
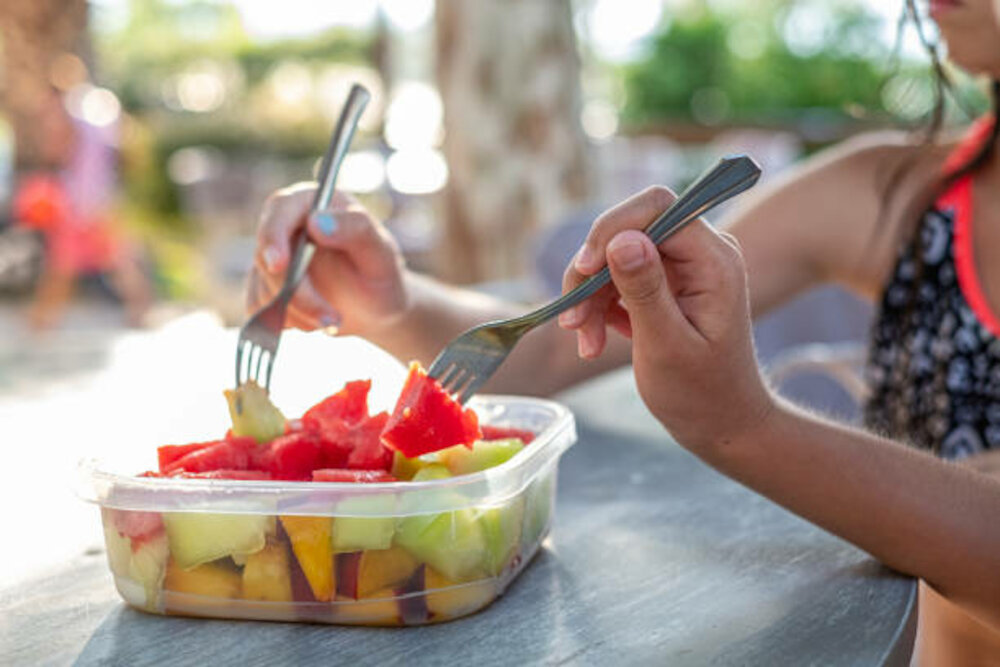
606;230;689;340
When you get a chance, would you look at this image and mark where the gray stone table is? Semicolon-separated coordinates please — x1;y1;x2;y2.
1;367;915;666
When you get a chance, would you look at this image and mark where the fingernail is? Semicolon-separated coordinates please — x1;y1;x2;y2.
319;311;341;328
263;247;280;273
558;309;578;328
312;211;338;236
559;301;588;328
578;333;596;359
574;245;598;273
608;236;646;271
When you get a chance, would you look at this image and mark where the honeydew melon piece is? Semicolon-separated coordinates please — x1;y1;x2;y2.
478;498;525;576
523;471;555;548
394;464;489;581
163;512;272;570
395;508;487;582
437;438;524;476
224;381;286;444
278;516;335;601
390;451;435;481
411;464;451;482
332;495;396;553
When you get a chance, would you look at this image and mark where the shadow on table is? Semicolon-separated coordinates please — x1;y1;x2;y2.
71;548;591;667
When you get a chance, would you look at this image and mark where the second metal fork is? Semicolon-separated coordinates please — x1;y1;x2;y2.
427;154;763;405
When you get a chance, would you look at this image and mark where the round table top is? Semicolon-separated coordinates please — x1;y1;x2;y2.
1;367;915;666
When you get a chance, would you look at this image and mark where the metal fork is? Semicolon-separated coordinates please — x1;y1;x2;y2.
428;154;762;405
235;83;371;390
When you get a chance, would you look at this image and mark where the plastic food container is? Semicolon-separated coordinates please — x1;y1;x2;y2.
79;396;576;626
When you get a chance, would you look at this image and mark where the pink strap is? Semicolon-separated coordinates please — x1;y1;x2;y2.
946;174;1000;338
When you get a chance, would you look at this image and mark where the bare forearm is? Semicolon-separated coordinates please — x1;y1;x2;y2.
700;400;1000;629
365;271;629;396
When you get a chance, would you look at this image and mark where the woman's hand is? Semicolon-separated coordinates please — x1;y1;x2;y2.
247;183;409;336
558;186;775;451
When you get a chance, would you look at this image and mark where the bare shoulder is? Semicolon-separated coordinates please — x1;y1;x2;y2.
793;130;947;191
732;131;951;297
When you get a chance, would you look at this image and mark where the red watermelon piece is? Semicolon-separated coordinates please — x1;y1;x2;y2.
110;509;164;542
157;441;213;472
266;431;326;481
303;380;391;471
311;469;397;483
161;437;257;475
303;380;371;430
380;362;482;458
344;412;391;470
480;425;535;445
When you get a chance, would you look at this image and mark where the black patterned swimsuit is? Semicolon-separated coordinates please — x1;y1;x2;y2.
865;122;1000;459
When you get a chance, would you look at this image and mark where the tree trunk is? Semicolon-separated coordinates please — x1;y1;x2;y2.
0;0;90;169
435;0;590;284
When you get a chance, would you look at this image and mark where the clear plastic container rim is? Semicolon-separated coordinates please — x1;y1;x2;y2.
78;395;576;517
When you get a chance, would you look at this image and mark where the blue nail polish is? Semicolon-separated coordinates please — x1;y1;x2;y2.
313;211;338;236
319;312;340;328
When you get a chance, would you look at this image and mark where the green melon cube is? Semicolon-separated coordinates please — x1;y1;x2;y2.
438;438;524;476
163;512;272;569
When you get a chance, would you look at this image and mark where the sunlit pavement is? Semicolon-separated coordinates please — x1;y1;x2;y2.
0;303;407;590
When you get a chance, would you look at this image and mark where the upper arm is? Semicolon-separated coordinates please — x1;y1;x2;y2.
721;133;938;317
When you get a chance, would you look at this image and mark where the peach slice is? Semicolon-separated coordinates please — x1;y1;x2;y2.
242;539;293;602
164;558;242;599
279;516;335;601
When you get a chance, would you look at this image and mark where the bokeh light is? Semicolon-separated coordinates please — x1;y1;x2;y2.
586;0;662;61
338;150;387;194
386;148;448;195
66;84;122;127
380;0;434;32
384;81;443;150
581;99;619;142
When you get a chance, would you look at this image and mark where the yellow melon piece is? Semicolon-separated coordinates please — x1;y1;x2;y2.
424;568;496;621
358;547;421;599
164;558;242;599
335;588;401;626
242;539;293;602
279;516;335;601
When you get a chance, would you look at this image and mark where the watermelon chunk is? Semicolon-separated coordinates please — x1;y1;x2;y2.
110;509;164;543
312;469;397;483
161;437;257;475
381;363;482;458
303;380;371;430
157;441;212;472
266;431;326;481
344;412;391;470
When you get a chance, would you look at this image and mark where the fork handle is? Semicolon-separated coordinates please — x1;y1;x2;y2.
516;154;761;327
283;84;372;296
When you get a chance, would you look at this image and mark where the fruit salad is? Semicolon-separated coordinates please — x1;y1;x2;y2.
88;363;574;626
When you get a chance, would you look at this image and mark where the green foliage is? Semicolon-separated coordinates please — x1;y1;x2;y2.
622;4;907;127
91;0;373;235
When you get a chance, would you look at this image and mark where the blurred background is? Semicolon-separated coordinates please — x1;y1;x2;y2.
0;0;991;403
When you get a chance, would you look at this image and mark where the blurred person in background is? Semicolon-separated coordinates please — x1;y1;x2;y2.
13;73;151;330
251;0;1000;662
